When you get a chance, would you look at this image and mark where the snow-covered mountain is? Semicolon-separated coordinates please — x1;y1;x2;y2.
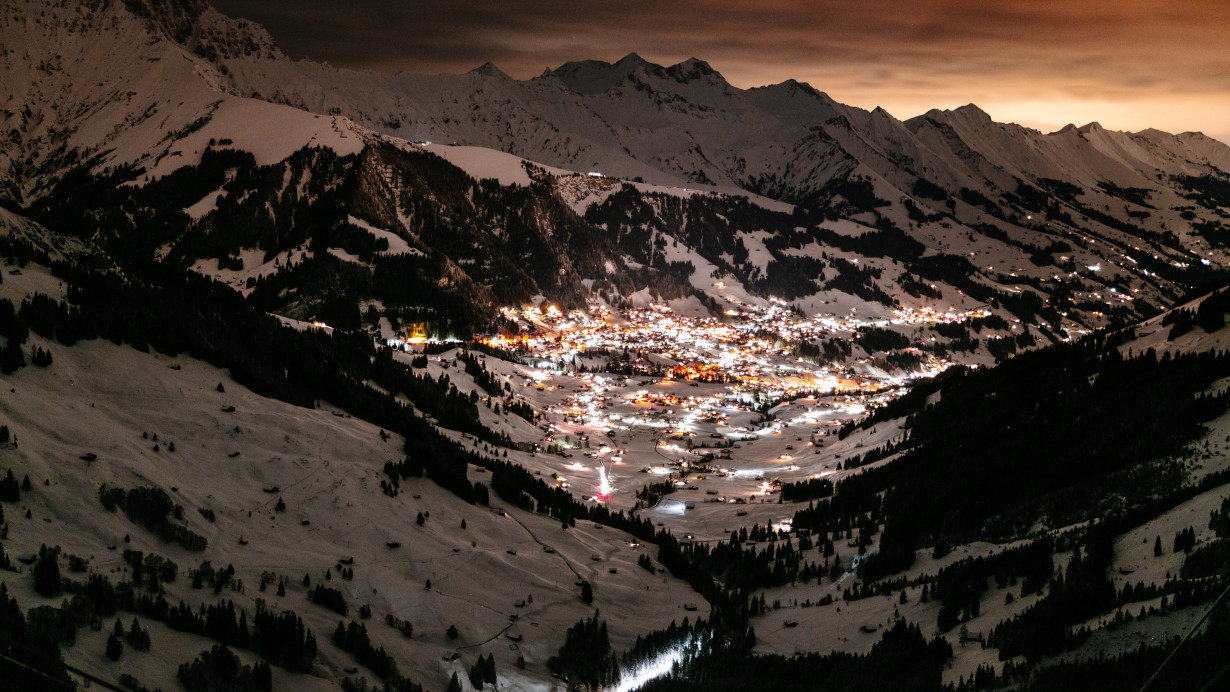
8;3;1230;691
13;0;1230;197
4;0;1228;350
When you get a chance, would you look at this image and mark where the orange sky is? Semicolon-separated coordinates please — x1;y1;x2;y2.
213;0;1230;144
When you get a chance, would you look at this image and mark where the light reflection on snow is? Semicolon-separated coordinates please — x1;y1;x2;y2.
608;643;686;692
597;464;613;501
659;501;687;516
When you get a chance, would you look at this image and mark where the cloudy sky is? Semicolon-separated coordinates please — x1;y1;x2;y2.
212;0;1230;143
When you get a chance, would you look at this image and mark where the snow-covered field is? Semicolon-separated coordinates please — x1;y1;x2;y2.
0;267;708;692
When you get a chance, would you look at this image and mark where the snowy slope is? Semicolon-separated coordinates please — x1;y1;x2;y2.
0;0;363;203
0;262;707;691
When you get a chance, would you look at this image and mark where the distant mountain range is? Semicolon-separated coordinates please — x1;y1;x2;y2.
4;0;1230;351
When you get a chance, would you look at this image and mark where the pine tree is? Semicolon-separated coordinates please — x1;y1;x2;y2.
0;469;19;501
468;660;485;689
1;339;24;374
253;661;272;692
1154;535;1163;556
33;545;61;596
106;632;123;661
481;653;497;686
127;618;151;651
31;347;52;367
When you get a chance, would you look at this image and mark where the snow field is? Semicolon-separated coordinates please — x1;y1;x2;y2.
0;275;708;692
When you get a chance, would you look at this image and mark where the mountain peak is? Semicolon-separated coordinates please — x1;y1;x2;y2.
469;61;510;79
615;52;650;67
665;58;725;85
906;103;991;133
752;79;834;104
546;54;726;94
547;55;647;94
952;103;991;121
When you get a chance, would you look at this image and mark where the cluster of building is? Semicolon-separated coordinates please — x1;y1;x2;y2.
483;300;964;401
479;301;976;496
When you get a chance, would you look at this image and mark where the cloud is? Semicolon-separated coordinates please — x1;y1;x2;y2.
210;0;1230;140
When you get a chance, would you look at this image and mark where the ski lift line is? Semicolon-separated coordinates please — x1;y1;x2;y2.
1138;582;1230;692
1196;660;1230;692
0;653;76;690
0;633;129;692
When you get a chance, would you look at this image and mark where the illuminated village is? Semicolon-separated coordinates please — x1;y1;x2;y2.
438;297;996;542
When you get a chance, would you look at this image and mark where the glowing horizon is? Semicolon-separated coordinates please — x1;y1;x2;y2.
213;0;1230;144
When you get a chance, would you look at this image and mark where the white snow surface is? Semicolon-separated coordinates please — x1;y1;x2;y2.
347;215;420;256
184;187;227;219
143;100;365;181
422;144;534;187
0;334;707;692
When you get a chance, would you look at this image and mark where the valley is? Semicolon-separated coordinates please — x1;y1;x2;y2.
2;1;1230;691
464;300;943;524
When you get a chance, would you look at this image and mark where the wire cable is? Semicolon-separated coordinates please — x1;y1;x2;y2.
0;651;75;690
1138;582;1230;692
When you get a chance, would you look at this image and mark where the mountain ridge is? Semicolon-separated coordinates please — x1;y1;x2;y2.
4;0;1230;342
7;0;1230;203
